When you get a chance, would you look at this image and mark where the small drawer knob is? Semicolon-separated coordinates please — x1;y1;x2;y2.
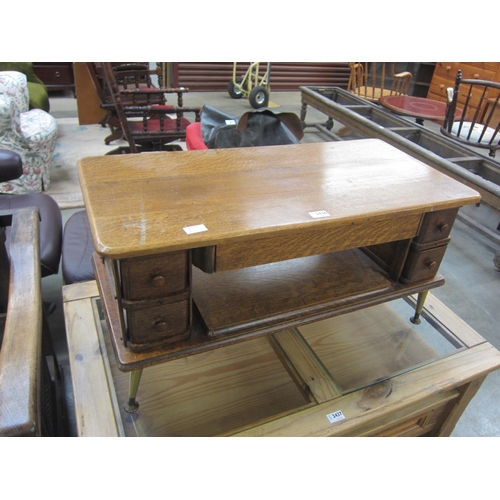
474;73;479;79
55;71;60;77
425;259;437;270
440;84;445;89
152;275;165;287
154;320;168;332
438;222;449;233
446;66;451;71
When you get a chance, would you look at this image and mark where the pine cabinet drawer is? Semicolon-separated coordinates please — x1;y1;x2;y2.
434;62;497;82
373;392;459;437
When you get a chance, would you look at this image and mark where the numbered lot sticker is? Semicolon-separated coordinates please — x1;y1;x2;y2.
326;410;346;424
183;224;208;235
309;210;330;219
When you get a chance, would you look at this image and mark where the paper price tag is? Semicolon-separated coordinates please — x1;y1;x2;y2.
183;224;208;235
309;210;330;219
326;410;345;424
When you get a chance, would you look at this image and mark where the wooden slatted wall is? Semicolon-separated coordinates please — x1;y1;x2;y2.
172;62;351;91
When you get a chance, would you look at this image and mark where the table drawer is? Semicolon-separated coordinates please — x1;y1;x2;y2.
124;296;191;352
119;251;190;301
400;243;447;283
414;208;457;245
193;213;422;273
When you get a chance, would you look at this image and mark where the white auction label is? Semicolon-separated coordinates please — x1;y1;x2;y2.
309;210;330;218
326;410;345;424
225;119;237;125
183;224;208;235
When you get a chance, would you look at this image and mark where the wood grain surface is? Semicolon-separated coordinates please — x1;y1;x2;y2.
0;208;42;436
78;140;480;259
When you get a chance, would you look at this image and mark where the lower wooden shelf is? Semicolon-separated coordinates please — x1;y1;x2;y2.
94;248;445;371
63;281;500;437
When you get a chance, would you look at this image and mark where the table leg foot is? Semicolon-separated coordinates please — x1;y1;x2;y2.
124;368;143;413
410;290;429;325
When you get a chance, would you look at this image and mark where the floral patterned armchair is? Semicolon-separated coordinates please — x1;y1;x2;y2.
0;71;58;194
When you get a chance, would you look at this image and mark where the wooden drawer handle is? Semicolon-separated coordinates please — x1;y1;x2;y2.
446;66;451;71
438;223;449;233
474;73;479;79
154;320;168;332
424;259;437;270
55;71;60;77
440;84;444;89
152;275;165;287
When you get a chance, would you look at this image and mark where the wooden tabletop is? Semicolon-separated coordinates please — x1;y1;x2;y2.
78;139;480;259
379;95;463;121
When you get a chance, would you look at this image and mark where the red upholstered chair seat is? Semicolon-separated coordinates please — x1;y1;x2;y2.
186;122;208;150
129;116;191;133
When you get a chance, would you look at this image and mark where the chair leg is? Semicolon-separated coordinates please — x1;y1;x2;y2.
104;128;124;145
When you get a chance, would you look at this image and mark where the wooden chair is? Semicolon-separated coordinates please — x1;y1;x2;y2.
347;62;412;102
441;70;500;158
100;62;201;153
88;63;196;146
0;207;66;436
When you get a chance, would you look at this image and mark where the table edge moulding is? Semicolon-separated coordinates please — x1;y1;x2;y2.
77;139;481;412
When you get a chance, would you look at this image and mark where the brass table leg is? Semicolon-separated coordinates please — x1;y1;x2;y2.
410;290;429;325
124;368;143;413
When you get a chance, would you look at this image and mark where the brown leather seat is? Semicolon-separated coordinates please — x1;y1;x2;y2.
61;210;95;284
0;149;62;277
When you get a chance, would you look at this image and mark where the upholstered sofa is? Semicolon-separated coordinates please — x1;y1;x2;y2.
0;62;50;112
0;71;58;194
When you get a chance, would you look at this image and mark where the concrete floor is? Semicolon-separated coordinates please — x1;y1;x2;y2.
45;88;500;437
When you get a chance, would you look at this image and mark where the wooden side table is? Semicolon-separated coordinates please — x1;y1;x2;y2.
379;95;463;124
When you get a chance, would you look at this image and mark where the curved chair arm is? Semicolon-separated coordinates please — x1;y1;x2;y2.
391;65;412;95
0;207;42;436
0;149;23;182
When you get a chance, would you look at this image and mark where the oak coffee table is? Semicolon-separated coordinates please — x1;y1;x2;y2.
78;139;480;412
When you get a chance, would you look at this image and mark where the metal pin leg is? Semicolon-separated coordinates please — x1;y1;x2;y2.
124;368;144;413
410;290;429;325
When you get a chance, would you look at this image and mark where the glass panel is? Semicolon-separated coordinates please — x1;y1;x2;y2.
297;297;464;395
93;298;310;437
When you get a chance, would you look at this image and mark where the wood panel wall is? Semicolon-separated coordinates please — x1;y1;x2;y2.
172;62;351;91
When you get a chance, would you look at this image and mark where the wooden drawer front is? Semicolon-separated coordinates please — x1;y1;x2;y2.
198;213;421;273
429;79;493;111
434;62;497;83
373;395;458;437
400;244;447;283
34;64;74;85
119;251;190;301
414;208;457;245
429;62;499;107
124;298;191;351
